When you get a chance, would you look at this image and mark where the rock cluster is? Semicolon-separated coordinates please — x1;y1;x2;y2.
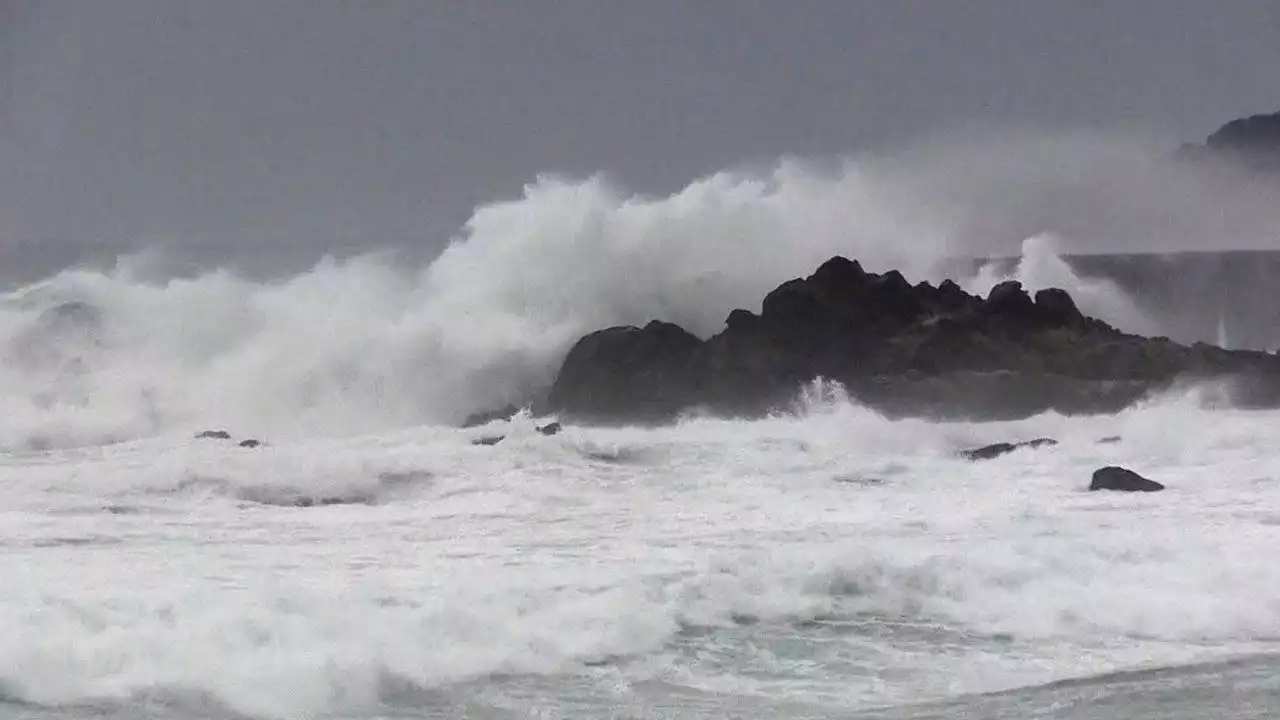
546;256;1280;424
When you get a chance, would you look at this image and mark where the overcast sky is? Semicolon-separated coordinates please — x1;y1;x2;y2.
0;0;1277;281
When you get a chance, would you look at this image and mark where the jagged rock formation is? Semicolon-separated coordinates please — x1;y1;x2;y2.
195;430;233;440
546;256;1280;424
469;421;563;447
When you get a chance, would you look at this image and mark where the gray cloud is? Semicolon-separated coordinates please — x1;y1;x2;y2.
0;0;1276;283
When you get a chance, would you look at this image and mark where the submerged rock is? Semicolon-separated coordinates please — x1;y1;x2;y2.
194;431;266;448
195;430;233;440
1089;466;1165;492
471;421;562;446
286;495;372;508
548;320;704;424
961;437;1058;461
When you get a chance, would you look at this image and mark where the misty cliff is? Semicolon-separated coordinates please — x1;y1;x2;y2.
973;111;1280;351
1177;111;1280;175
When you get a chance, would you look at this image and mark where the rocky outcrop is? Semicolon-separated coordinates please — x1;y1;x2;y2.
547;256;1280;424
1090;466;1165;492
549;320;706;424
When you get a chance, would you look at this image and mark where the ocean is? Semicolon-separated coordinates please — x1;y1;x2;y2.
3;389;1280;719
2;171;1280;718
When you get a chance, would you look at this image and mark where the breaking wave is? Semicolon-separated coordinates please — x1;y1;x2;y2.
1;132;1277;447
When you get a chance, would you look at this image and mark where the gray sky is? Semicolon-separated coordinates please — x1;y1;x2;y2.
0;0;1277;282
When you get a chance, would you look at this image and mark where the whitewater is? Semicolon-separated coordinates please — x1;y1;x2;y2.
4;145;1280;718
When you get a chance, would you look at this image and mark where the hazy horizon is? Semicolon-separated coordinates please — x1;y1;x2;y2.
0;0;1277;284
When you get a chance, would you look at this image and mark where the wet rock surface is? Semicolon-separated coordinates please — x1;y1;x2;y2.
547;256;1280;424
1090;466;1165;492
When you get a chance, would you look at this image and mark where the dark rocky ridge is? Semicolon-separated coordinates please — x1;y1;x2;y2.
546;256;1280;425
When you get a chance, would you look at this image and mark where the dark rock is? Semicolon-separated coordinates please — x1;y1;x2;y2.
962;437;1058;461
546;255;1280;424
725;308;759;332
546;320;705;424
238;439;264;448
1034;288;1083;326
195;430;232;440
1098;435;1122;444
536;422;562;436
471;435;505;447
1090;466;1164;492
832;474;886;486
984;281;1037;321
243;491;373;508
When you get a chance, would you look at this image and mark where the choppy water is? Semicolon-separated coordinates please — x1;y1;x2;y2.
2;387;1279;719
3;124;1280;718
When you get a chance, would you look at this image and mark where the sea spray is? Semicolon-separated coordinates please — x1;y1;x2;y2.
0;144;1255;447
0;166;977;447
965;233;1161;335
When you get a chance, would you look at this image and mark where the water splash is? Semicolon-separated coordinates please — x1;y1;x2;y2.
0;134;1275;447
965;233;1160;335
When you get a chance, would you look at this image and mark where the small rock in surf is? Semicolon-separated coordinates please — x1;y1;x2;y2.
195;430;233;440
1089;466;1164;492
961;437;1057;461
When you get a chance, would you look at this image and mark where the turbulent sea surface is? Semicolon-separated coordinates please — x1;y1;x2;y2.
3;390;1280;719
3;158;1280;718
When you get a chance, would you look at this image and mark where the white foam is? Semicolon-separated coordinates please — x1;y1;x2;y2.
2;392;1280;715
7;129;1270;447
2;134;1280;715
966;233;1161;334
